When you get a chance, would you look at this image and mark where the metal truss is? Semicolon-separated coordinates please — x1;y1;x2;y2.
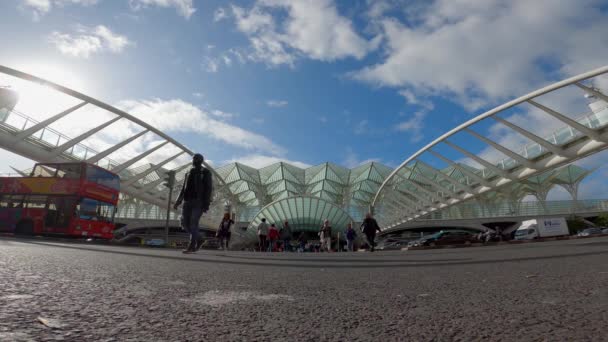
373;65;608;229
0;65;231;222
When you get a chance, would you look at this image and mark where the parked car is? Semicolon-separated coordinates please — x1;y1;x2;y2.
114;226;219;249
577;227;603;237
416;230;476;247
602;228;608;234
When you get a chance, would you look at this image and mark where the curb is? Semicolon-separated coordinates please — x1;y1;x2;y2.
401;234;608;251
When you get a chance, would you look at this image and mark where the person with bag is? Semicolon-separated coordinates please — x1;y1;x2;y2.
280;220;292;252
257;218;269;252
319;219;332;252
360;213;381;252
173;153;213;254
268;224;279;252
217;213;234;250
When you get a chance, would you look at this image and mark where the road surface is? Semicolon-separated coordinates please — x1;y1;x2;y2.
1;236;607;341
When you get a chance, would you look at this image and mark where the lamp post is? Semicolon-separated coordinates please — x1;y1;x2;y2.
163;170;176;247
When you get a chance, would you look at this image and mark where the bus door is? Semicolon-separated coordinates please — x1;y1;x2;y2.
44;197;77;233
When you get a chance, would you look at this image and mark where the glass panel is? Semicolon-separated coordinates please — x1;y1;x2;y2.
77;198;115;223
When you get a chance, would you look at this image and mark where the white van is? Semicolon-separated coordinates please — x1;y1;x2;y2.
514;217;569;240
514;220;539;240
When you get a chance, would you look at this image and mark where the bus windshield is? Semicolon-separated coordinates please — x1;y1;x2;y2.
31;163;82;179
77;198;115;223
86;165;120;191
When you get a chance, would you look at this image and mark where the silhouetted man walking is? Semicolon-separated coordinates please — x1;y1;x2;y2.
361;213;381;252
173;153;213;253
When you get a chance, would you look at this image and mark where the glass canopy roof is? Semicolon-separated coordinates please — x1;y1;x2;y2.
246;196;354;239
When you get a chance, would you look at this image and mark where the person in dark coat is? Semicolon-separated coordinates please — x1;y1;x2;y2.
360;213;381;252
217;213;234;250
345;222;356;252
280;220;292;252
173;153;213;253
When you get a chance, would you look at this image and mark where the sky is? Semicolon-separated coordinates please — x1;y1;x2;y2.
1;0;608;200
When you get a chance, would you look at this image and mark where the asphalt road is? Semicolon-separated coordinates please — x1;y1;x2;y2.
1;236;608;341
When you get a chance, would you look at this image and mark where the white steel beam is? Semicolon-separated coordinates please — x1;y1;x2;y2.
527;100;602;141
46;116;122;160
86;129;149;164
14;101;87;142
443;140;514;181
415;160;474;193
464;128;536;169
410;166;460;198
492;116;570;158
575;82;608;103
112;141;170;173
427;149;491;188
122;151;186;187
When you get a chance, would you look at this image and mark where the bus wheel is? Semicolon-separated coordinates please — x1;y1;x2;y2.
15;220;34;236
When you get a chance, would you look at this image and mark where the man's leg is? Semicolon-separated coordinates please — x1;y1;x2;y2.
187;203;203;251
180;202;193;252
326;237;331;252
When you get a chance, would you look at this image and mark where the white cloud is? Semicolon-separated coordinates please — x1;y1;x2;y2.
129;0;196;19
118;99;286;156
213;7;228;22
394;89;435;142
395;111;426;143
266;100;288;107
354;120;368;135
20;0;98;20
210;109;234;119
223;154;310;169
192;92;203;98
343;148;381;168
353;0;608;110
93;25;131;52
48;25;132;58
202;57;219;73
231;0;377;66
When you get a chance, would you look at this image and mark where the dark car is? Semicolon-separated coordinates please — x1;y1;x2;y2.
114;226;219;249
418;230;476;247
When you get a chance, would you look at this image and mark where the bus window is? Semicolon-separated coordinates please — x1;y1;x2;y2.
77;198;115;223
31;164;58;177
24;195;47;209
86;165;120;191
56;164;82;179
45;197;77;228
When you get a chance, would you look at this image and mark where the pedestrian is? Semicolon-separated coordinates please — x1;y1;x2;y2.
268;223;279;252
257;218;268;252
173;153;213;254
280;220;292;252
297;231;307;252
217;213;234;250
345;222;356;252
319;219;332;252
360;213;381;252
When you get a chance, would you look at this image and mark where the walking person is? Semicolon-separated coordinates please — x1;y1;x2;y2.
217;213;234;250
345;223;356;252
173;153;213;254
280;220;292;252
319;219;332;252
257;218;269;252
297;231;307;252
360;213;381;252
268;224;279;252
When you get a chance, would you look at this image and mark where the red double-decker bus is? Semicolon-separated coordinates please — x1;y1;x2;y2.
0;162;120;239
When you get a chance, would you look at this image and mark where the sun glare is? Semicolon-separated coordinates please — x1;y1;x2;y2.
5;64;85;120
